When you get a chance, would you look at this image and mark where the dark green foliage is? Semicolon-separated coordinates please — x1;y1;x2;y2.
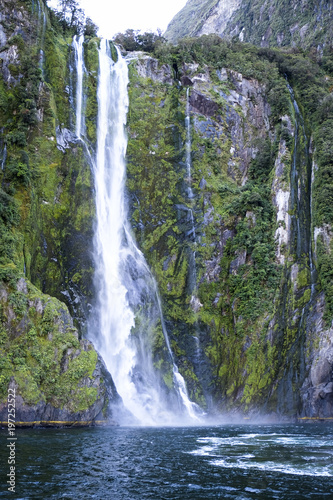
5;159;30;185
226;182;280;321
0;188;21;267
84;38;99;144
113;29;166;53
84;18;98;38
317;240;333;322
8;34;25;51
53;0;85;34
248;139;273;182
0;190;20;227
321;46;333;75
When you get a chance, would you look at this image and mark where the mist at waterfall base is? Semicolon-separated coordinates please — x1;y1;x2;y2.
1;424;332;498
71;36;202;426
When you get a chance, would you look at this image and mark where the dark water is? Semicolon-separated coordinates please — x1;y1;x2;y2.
1;424;333;499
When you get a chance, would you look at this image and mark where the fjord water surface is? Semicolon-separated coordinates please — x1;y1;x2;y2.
1;424;332;499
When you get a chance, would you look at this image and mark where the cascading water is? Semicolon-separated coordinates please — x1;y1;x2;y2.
1;143;6;171
73;38;202;424
38;1;47;76
185;88;194;200
73;35;85;139
287;83;316;300
184;88;197;286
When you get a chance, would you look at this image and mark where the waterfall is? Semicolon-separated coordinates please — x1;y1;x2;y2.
184;87;202;364
184;88;197;276
73;35;85;138
287;83;316;300
185;88;194;199
288;83;302;258
73;39;202;424
1;144;6;170
38;3;47;76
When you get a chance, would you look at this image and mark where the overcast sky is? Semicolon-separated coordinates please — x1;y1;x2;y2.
47;0;188;38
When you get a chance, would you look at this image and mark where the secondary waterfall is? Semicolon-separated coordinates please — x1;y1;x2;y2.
185;88;194;200
73;38;201;424
184;88;197;283
287;83;316;300
38;1;46;76
73;35;85;139
183;87;202;364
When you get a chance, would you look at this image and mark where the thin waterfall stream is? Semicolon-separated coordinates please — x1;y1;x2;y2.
38;0;46;76
73;38;201;425
287;82;316;302
73;35;85;139
184;88;201;361
184;88;198;292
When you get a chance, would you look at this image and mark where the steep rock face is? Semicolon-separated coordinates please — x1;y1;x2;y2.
165;0;333;50
126;52;333;418
300;293;333;418
127;54;278;410
165;0;242;44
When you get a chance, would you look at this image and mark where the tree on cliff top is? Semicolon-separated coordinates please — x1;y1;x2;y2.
56;0;85;32
113;29;166;53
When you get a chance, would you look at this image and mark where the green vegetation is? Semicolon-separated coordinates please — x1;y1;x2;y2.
1;0;332;418
164;0;333;50
125;29;333;411
0;280;98;410
113;29;166;53
0;0;100;416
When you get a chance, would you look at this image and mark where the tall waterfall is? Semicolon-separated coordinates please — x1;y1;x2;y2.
73;35;85;139
185;88;194;200
38;0;47;76
287;83;316;300
73;38;201;425
184;88;199;300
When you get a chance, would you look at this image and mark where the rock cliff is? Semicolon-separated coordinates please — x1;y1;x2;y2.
165;0;333;51
0;0;332;423
126;41;333;418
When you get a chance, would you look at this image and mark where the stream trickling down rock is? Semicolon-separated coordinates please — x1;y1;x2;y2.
72;37;201;425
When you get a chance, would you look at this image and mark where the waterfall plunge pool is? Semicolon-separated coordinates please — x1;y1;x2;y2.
1;423;332;498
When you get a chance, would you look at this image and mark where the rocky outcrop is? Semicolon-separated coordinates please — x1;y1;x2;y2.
134;54;174;85
1;350;119;427
0;279;121;426
165;0;333;51
182;63;271;183
300;293;333;418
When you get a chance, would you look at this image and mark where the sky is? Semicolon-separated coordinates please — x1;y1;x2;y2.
47;0;188;38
